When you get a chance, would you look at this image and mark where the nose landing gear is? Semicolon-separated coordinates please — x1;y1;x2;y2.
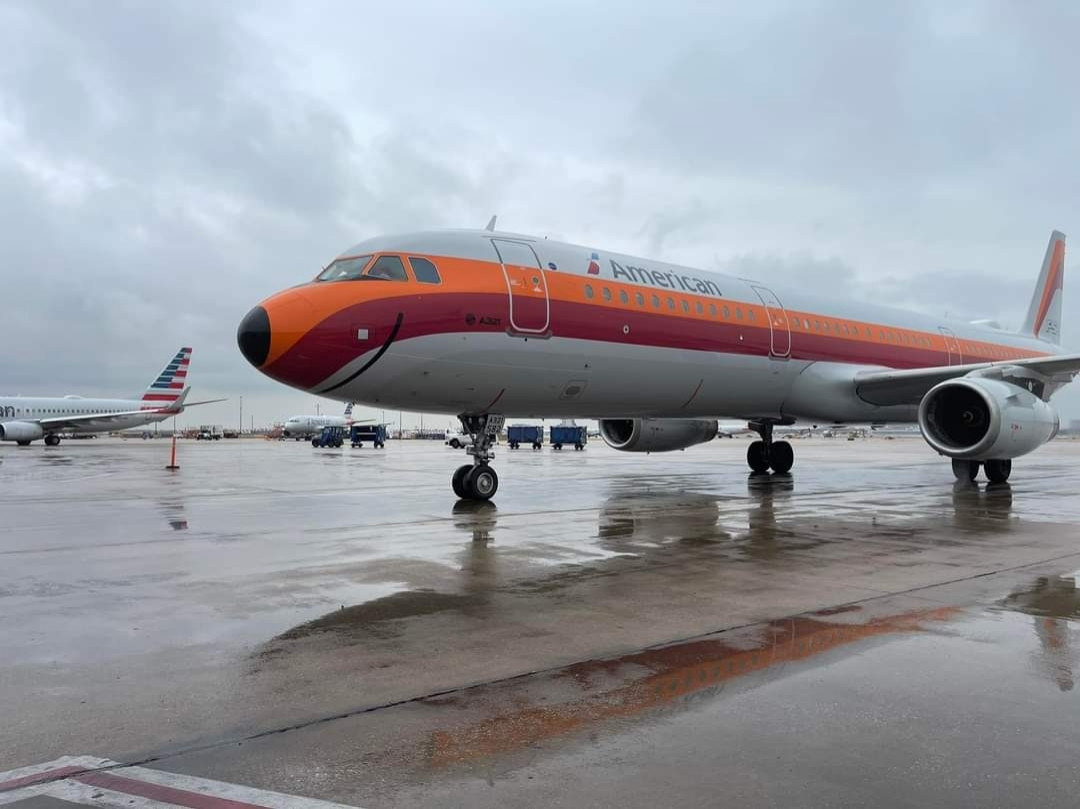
746;419;794;474
451;414;505;501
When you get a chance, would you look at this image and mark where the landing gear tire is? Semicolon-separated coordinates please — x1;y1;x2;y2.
747;441;770;474
451;414;505;501
464;465;499;500
449;439;461;449
16;440;31;447
452;464;471;498
770;440;794;474
952;458;980;482
985;459;1012;484
44;434;60;447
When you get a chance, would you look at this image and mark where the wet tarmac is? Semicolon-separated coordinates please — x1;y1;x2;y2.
3;436;1080;807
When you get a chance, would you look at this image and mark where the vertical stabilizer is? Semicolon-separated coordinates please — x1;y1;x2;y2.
141;347;192;405
1021;231;1066;345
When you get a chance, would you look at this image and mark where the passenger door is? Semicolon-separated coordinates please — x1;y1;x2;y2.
492;239;549;335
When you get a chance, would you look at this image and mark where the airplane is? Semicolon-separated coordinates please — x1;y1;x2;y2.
281;402;358;439
0;347;223;447
237;227;1077;501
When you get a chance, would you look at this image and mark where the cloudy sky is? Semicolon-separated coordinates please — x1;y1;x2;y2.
1;0;1078;428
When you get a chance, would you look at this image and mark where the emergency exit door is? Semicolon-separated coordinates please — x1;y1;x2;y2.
751;286;792;358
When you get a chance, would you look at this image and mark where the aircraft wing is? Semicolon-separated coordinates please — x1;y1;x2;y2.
36;405;181;431
854;353;1080;407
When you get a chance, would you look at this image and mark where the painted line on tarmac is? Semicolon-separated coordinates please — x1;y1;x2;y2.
0;757;360;808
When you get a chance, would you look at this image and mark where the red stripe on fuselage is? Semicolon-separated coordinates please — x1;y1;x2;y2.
265;287;1044;390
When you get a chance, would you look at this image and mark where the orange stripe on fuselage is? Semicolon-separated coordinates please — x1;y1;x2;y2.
263;253;1048;372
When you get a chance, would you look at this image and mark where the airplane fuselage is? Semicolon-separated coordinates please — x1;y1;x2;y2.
0;396;180;434
281;414;347;438
239;229;1058;423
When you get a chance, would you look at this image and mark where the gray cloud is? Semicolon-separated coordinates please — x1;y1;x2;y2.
0;0;1077;428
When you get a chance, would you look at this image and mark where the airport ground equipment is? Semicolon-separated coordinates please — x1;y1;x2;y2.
312;425;345;448
550;425;587;451
350;424;386;448
507;424;543;450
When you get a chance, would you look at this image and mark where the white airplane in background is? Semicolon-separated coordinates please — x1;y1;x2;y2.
0;347;223;447
281;403;361;439
238;227;1076;501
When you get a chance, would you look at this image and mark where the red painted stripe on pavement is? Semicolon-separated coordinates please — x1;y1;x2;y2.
0;765;87;792
75;770;273;809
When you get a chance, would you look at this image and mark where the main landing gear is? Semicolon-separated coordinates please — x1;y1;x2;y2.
451;414;505;501
44;434;61;447
746;420;794;475
952;458;1012;484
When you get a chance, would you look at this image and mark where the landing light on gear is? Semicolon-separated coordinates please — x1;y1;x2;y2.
451;414;504;501
746;420;795;475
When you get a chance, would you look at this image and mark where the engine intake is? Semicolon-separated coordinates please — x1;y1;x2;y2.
599;418;718;453
0;421;45;443
918;377;1059;460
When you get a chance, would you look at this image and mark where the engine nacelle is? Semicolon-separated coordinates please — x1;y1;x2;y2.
0;421;45;442
918;377;1059;460
599;418;718;453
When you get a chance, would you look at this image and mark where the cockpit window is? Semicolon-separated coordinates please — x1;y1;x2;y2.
364;255;408;281
409;257;441;284
316;255;372;281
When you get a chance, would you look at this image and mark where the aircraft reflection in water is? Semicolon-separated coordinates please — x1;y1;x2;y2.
427;603;958;769
999;575;1080;692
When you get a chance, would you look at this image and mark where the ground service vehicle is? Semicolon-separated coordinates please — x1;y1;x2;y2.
350;424;386;448
551;425;587;450
312;425;345;448
508;424;543;450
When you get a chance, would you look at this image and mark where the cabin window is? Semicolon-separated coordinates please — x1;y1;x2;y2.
585;284;594;299
823;322;830;332
636;292;645;306
602;287;612;302
364;255;408;282
652;294;661;308
723;305;730;319
667;297;675;310
316;254;372;281
619;289;629;304
681;300;690;313
735;308;743;320
695;301;703;315
709;304;717;317
747;309;756;322
408;257;441;284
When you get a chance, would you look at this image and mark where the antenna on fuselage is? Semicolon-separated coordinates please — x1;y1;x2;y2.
484;215;497;232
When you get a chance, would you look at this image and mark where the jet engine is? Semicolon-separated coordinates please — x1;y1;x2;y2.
599;418;718;452
917;377;1059;460
0;421;45;442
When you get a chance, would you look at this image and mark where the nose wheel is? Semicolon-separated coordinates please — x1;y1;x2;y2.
451;414;504;501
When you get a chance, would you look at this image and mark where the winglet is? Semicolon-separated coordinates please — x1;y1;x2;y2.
484;215;497;232
1021;231;1066;345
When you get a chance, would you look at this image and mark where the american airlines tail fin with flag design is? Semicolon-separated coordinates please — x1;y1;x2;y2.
141;347;192;405
1021;231;1066;345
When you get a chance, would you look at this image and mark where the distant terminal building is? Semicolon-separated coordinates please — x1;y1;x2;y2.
1068;420;1080;435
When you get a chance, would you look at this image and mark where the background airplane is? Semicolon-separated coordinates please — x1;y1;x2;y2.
281;403;363;439
237;228;1077;500
0;347;223;446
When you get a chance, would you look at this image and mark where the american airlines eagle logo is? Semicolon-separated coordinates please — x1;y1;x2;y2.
587;252;600;274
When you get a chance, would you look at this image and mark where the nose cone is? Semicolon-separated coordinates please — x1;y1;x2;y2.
237;306;271;367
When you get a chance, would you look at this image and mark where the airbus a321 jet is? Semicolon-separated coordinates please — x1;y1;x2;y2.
0;347;222;446
237;227;1076;500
